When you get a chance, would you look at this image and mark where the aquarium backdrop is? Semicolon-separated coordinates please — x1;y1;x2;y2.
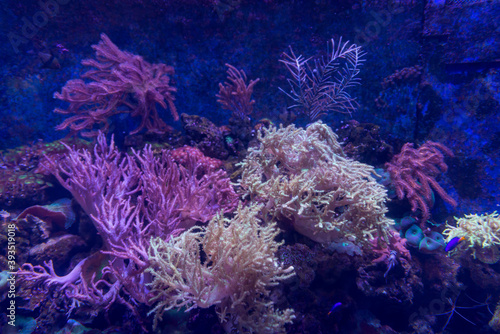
0;0;500;333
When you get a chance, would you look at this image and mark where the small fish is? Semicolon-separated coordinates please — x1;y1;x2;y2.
328;302;342;316
445;236;465;252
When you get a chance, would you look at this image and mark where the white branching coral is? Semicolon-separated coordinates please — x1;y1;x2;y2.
237;121;393;246
147;203;295;333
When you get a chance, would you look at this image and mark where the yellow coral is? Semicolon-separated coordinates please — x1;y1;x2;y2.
442;212;500;258
147;203;295;333
490;301;500;332
237;121;393;246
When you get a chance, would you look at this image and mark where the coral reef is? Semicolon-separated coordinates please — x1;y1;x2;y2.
1;1;498;332
170;145;224;175
16;133;239;325
17;198;75;229
181;113;230;159
443;212;500;260
335;120;393;166
0;140;90;208
27;234;85;264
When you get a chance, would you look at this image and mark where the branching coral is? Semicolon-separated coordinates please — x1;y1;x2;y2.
54;33;178;137
136;145;238;230
217;63;260;121
237;121;393;247
147;203;295;333
443;212;500;259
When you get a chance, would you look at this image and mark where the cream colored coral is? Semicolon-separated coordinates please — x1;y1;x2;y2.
237;121;393;246
443;212;500;255
147;203;295;333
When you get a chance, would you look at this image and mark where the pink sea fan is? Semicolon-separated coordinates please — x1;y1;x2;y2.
216;63;259;121
54;33;178;137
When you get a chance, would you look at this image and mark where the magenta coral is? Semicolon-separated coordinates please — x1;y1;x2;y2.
136;146;238;230
371;229;411;263
54;33;178;137
386;141;457;220
18;259;84;291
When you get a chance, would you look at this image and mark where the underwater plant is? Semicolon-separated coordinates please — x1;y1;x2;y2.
279;37;365;121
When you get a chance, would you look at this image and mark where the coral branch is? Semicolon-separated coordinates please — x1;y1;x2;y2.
147;203;295;333
34;132;238;313
237;121;393;246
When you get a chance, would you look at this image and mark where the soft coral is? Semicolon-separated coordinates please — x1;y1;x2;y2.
54;33;177;137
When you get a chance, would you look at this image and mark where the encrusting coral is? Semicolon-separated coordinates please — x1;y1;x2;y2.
237;121;393;247
147;203;295;333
